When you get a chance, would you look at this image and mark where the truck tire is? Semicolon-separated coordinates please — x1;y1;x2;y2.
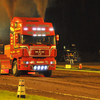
43;70;52;77
12;60;20;76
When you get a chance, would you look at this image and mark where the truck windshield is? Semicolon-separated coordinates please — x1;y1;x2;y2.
21;35;56;45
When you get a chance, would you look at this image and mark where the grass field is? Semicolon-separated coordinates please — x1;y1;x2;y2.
0;90;57;100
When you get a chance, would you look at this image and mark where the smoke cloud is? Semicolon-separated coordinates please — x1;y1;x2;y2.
3;0;17;21
15;0;37;17
34;0;48;19
2;0;49;20
0;0;52;43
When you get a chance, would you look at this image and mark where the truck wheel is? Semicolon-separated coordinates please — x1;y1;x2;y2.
43;70;52;77
12;60;20;76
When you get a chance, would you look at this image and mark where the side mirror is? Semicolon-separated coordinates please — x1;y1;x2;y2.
56;34;59;41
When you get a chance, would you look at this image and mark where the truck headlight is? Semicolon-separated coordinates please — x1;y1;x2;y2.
23;61;29;64
50;61;56;64
44;65;48;70
33;65;48;71
34;66;37;70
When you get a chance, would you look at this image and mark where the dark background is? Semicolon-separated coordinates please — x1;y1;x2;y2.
45;0;100;62
0;0;100;62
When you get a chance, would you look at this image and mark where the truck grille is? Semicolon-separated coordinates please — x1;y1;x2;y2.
30;49;50;56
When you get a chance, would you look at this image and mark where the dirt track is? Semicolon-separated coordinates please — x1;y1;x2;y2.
57;62;100;69
0;65;100;100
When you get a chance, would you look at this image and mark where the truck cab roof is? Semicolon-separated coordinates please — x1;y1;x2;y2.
11;17;44;23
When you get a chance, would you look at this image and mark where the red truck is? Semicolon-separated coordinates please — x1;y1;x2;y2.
0;17;59;77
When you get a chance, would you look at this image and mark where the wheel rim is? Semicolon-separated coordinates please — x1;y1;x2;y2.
13;63;16;75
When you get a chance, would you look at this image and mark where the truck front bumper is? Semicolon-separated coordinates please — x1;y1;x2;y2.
18;57;56;71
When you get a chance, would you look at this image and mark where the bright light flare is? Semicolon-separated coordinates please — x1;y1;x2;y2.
23;27;28;30
41;28;46;31
42;34;46;36
33;34;46;37
41;66;44;70
37;28;41;31
45;65;48;70
32;27;46;31
26;61;29;64
33;65;48;71
34;66;37;70
49;28;54;31
38;66;40;70
33;34;37;36
32;28;37;31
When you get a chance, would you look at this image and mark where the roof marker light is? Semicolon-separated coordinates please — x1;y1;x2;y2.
41;28;46;31
49;28;54;31
37;28;41;31
42;34;46;36
24;27;28;31
32;28;37;31
33;34;37;36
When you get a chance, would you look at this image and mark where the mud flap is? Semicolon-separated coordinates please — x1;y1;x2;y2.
0;60;10;74
1;69;9;74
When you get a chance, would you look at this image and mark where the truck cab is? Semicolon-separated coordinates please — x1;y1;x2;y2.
4;17;58;77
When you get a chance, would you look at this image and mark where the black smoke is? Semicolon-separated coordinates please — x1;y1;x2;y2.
0;0;51;43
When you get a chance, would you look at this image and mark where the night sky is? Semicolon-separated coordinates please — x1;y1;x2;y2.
0;0;100;59
45;0;100;53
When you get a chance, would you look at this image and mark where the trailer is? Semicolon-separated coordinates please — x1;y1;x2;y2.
0;17;59;77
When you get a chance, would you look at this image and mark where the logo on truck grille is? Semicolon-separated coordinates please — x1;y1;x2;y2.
30;49;49;56
35;50;45;55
